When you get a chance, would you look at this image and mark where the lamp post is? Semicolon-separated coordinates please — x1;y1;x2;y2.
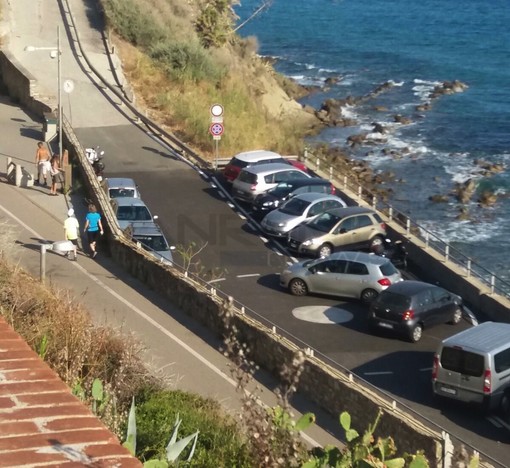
25;26;62;160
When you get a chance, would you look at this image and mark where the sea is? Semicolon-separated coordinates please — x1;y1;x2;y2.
234;0;510;284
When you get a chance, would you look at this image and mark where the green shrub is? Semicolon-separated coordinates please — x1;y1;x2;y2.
135;390;252;467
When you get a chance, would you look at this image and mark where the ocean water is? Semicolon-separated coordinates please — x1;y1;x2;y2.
235;0;510;281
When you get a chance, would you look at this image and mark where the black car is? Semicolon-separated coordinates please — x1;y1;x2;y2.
252;178;337;215
367;281;464;342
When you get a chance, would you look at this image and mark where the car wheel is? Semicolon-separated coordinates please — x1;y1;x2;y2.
289;278;308;296
369;236;384;249
408;323;423;343
449;306;463;325
318;243;332;258
361;288;378;304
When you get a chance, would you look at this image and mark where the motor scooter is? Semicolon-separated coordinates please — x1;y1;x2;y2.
371;238;408;270
85;146;105;181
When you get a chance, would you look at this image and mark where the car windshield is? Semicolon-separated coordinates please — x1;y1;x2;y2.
307;212;341;232
117;206;152;221
279;198;311;215
379;262;398;276
267;182;293;197
109;188;136;198
375;291;411;310
135;235;169;251
229;158;249;169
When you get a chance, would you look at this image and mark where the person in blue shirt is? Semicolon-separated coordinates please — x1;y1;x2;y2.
83;204;104;258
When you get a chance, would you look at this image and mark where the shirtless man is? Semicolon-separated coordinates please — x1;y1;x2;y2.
35;141;51;186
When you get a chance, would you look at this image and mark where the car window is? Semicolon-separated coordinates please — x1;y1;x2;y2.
417;289;434;307
431;287;450;303
357;215;373;228
308;201;325;216
238;171;257;184
293;186;309;196
310;185;327;194
110;188;136;198
229;158;249;169
313;260;337;273
374;213;384;223
308;212;342;232
495;348;510;374
134;235;169;251
440;347;484;377
375;291;410;310
118;206;152;221
280;198;310;216
287;170;307;180
346;261;369;275
338;216;357;232
325;199;342;210
379;261;398;276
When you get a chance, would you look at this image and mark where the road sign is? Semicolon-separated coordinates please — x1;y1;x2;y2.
209;122;224;137
210;104;224;117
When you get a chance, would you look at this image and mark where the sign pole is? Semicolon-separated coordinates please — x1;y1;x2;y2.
215;139;219;171
210;104;224;172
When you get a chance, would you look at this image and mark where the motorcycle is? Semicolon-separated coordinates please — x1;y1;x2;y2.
371;238;408;270
85;146;105;181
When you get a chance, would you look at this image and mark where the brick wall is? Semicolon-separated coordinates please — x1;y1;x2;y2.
0;318;141;467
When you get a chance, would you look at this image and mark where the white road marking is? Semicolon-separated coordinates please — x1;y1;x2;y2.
227;202;235;208
208;277;226;283
236;274;260;278
260;236;268;243
293;306;353;325
210;183;217;188
0;202;324;447
364;371;393;376
486;416;503;428
238;214;246;220
420;367;432;372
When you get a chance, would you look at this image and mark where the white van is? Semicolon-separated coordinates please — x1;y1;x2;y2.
432;322;510;416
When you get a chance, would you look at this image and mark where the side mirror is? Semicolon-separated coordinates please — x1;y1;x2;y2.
153;215;159;220
309;267;317;274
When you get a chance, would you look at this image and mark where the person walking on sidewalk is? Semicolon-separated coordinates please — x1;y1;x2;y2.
64;208;80;261
83;204;103;258
35;142;51;186
49;154;62;196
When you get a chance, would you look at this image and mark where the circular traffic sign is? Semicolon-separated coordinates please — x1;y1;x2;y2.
209;122;224;136
210;104;224;117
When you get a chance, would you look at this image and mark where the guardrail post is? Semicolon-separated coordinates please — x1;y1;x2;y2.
343;175;347;190
406;219;411;236
372;196;376;209
445;245;449;262
425;231;429;249
316;158;320;171
491;275;495;294
358;185;362;200
388;206;393;221
329;166;333;180
304;148;308;163
466;259;471;278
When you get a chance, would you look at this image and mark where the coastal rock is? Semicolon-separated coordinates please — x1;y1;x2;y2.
393;114;412;125
324;76;340;86
347;133;368;147
456;207;471;221
416;102;432;112
371;122;387;134
474;159;505;176
478;190;498;207
429;80;468;99
429;194;449;203
453;178;476;204
373;106;388;112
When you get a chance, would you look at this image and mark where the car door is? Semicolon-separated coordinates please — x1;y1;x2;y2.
341;260;371;298
308;259;348;296
331;216;359;249
430;286;456;324
350;214;377;249
414;289;437;326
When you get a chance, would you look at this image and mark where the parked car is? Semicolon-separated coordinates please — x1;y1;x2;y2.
129;221;174;264
280;251;402;303
223;149;307;183
252;178;337;215
102;177;140;199
260;193;346;238
367;281;464;342
110;197;157;230
232;163;310;203
432;322;510;417
287;206;386;257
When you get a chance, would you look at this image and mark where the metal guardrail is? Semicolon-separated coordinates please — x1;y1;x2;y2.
302;150;510;301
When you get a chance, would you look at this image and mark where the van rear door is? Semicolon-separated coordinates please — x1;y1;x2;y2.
435;346;486;403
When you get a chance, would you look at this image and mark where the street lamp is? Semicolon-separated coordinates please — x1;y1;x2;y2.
25;26;62;161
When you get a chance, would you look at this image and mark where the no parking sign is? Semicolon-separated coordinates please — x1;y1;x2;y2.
209;122;224;138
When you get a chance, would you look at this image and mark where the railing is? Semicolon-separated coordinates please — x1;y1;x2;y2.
302;149;510;300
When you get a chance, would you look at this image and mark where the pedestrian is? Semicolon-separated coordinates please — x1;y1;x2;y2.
35;141;51;186
83;204;103;258
64;208;80;261
49;154;62;196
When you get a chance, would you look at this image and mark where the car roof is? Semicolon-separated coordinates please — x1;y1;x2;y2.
441;322;510;353
232;150;282;163
289;192;339;202
323;206;376;217
327;251;391;265
105;177;137;188
384;280;436;295
240;162;307;175
284;178;331;187
131;221;162;236
112;197;148;207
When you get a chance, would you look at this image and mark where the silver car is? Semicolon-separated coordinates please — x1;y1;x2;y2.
280;251;402;303
130;221;174;265
102;177;140;199
260;192;346;237
110;197;157;230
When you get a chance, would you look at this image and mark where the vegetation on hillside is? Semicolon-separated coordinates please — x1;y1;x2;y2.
99;0;316;158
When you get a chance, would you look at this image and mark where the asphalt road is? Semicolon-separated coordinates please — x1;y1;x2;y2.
73;122;510;465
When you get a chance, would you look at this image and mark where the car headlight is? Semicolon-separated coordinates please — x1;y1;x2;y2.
278;222;286;227
302;238;320;246
262;201;273;207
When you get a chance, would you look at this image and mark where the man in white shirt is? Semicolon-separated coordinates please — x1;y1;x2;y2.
64;208;80;260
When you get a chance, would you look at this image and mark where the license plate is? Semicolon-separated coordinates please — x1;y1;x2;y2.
378;322;393;329
440;386;457;395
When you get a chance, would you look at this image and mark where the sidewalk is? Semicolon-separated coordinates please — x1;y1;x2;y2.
0;95;344;450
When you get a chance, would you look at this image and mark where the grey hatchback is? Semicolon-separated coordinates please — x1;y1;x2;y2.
280;251;402;303
368;281;464;342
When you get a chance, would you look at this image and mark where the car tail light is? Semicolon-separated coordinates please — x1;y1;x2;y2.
432;354;439;381
377;278;391;286
483;369;491;394
402;309;414;321
380;222;387;231
250;184;257;191
330;184;336;194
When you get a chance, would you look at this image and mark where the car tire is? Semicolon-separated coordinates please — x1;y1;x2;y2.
318;243;332;258
408;323;423;342
361;288;378;304
369;236;384;249
448;306;463;325
289;278;308;296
